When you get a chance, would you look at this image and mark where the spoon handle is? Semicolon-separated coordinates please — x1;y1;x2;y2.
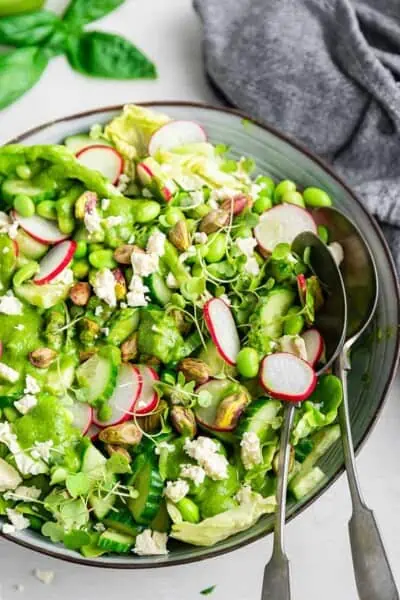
261;404;295;600
335;354;399;600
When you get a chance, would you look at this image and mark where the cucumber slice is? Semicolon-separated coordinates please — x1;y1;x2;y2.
237;398;282;443
145;273;172;306
64;135;111;154
89;492;116;520
14;281;70;309
14;230;47;261
80;544;106;558
198;339;236;377
127;459;163;525
44;356;75;395
76;354;118;406
289;466;325;500
81;444;106;480
104;509;143;537
98;529;135;553
2;178;55;203
258;288;296;338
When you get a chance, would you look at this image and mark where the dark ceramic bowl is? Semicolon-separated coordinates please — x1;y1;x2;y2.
1;102;399;568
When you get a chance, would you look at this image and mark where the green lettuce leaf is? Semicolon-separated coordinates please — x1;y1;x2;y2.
170;488;276;546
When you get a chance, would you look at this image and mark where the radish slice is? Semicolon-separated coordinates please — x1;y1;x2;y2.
76;145;124;185
70;402;93;435
93;364;142;427
254;204;317;254
149;120;207;156
136;161;154;186
260;352;317;402
134;365;159;415
301;329;325;366
13;212;68;245
34;240;76;285
203;298;240;366
86;423;101;441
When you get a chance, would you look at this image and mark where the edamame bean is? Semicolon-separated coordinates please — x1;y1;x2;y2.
36;200;57;220
89;249;116;270
274;180;296;203
57;185;82;234
191;264;202;277
72;259;89;280
4;407;18;422
88;243;103;253
135;200;160;223
254;194;272;214
177;498;200;523
283;306;305;336
14;194;35;217
317;225;329;244
303;187;332;207
281;191;305;208
256;176;275;198
235;226;253;239
74;240;88;259
205;233;227;263
13;261;39;287
191;204;210;218
237;347;260;378
16;164;32;180
164;207;184;226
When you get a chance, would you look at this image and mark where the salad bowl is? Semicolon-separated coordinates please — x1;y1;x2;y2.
1;102;399;568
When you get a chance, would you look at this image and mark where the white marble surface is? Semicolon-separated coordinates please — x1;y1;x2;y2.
0;1;399;598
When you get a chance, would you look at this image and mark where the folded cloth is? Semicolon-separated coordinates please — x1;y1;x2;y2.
193;0;400;272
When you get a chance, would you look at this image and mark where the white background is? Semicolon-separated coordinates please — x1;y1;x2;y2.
0;1;399;599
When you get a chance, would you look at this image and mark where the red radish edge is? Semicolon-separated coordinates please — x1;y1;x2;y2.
0;341;3;359
70;402;93;435
260;352;317;403
34;240;77;285
254;204;317;254
301;328;324;366
76;145;124;185
86;423;101;441
148;120;207;156
93;364;142;427
134;365;159;415
12;240;19;257
12;211;68;245
137;162;154;186
203;298;240;366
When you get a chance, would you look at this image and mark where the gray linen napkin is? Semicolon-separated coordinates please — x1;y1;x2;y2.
193;0;400;272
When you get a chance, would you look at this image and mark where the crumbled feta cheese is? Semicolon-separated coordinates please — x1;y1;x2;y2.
180;464;206;486
93;522;106;533
240;432;263;470
193;232;208;245
93;268;117;307
210;187;240;202
147;231;166;257
328;242;344;267
84;205;102;234
101;327;110;337
53;268;74;286
166;272;179;289
6;508;30;531
142;188;153;198
4;485;41;501
279;335;308;362
178;245;196;264
94;305;104;317
208;199;219;209
219;294;231;306
131;251;159;277
14;394;37;415
190;189;205;206
126;275;149;307
24;375;40;395
101;198;110;210
33;569;55;585
118;174;130;185
2;247;9;254
250;183;263;198
236;237;258;257
0;363;19;383
235;484;253;505
128;234;136;244
120;301;127;309
244;256;260;275
164;479;189;503
14;324;24;331
184;437;228;480
0;213;18;239
105;215;124;227
133;530;168;556
8;221;19;239
155;441;175;455
31;440;53;463
0;423;47;475
0;293;23;316
2;523;15;534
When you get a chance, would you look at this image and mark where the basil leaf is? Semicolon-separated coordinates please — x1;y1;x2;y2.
63;0;125;27
0;47;49;110
0;10;59;46
66;31;156;79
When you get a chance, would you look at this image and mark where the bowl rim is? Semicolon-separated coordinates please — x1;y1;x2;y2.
2;100;400;569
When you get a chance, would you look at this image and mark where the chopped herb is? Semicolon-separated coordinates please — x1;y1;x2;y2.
200;585;216;596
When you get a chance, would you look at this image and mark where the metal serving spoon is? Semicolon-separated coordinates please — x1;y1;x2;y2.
261;231;348;600
313;207;399;600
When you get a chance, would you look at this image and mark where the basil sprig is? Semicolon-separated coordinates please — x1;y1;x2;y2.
0;0;157;110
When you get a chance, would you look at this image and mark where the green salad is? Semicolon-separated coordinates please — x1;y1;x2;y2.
0;105;344;557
